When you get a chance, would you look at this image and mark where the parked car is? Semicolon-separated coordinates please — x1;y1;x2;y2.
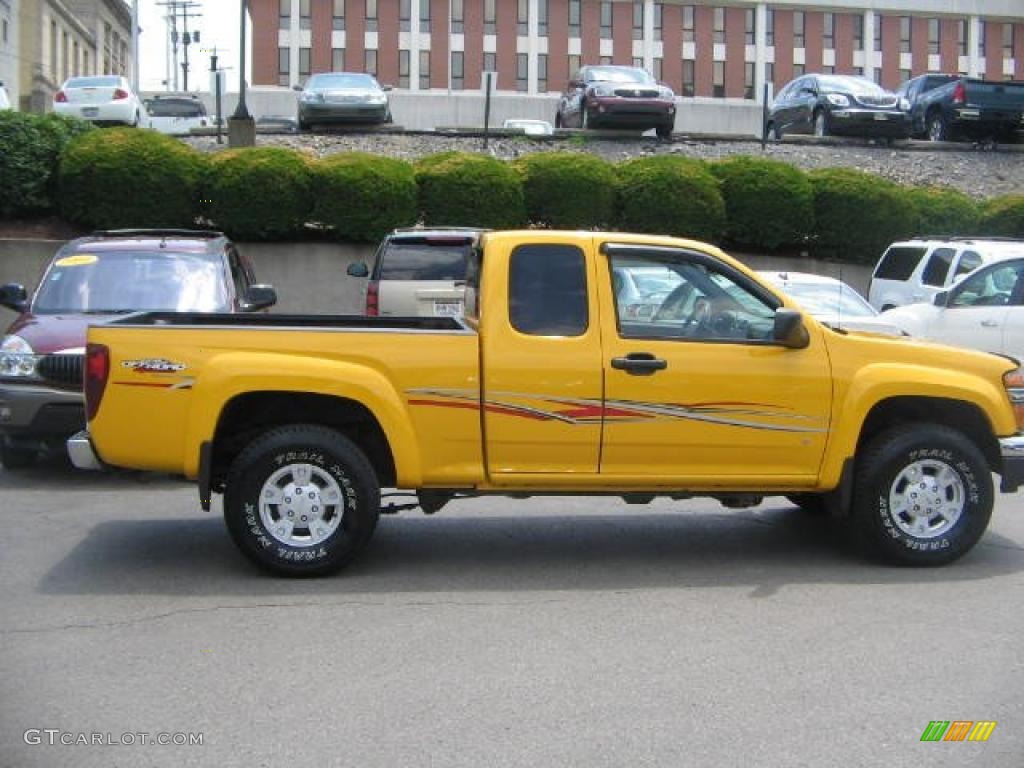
295;72;393;131
349;228;484;317
759;271;903;335
0;230;276;469
0;82;11;110
767;74;911;140
502;118;554;136
613;265;681;320
880;257;1024;358
144;94;210;135
897;73;1024;142
555;65;676;138
255;115;300;133
52;75;145;127
868;238;1024;311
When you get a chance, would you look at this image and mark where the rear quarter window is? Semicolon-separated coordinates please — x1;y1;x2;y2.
874;246;927;281
377;242;470;281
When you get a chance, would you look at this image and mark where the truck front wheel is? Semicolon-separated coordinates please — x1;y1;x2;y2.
223;425;380;576
851;424;992;566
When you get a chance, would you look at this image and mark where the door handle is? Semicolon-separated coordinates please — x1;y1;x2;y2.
611;353;668;375
981;320;998;327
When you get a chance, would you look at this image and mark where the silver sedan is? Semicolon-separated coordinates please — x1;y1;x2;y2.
295;72;392;131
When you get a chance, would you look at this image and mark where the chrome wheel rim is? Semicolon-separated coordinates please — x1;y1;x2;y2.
259;463;345;547
888;459;965;539
814;114;825;136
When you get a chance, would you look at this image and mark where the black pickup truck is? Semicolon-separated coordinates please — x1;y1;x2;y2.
897;74;1024;142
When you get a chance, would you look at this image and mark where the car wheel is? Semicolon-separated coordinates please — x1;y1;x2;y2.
384;110;393;124
787;494;828;516
223;424;380;576
851;423;992;566
0;443;37;470
131;111;140;128
926;112;947;142
555;112;562;129
656;122;673;140
581;101;591;130
766;122;782;141
813;110;829;137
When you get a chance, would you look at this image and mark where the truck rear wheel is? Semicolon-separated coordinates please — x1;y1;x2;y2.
851;424;992;566
223;425;380;576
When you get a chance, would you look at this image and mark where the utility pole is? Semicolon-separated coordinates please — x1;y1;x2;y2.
157;1;201;92
228;0;255;147
131;0;139;92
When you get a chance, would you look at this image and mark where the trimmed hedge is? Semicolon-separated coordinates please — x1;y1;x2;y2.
905;186;980;237
59;128;204;229
515;151;616;229
415;152;526;228
979;195;1024;238
808;168;917;262
710;156;814;250
203;147;312;240
615;156;726;242
0;112;94;218
312;152;417;242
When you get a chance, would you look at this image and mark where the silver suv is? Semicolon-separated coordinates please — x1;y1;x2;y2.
868;237;1024;311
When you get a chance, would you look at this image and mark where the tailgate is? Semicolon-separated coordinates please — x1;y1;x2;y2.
964;80;1024;110
378;279;466;317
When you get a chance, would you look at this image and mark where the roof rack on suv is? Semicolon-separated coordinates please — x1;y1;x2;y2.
89;229;225;239
390;226;488;234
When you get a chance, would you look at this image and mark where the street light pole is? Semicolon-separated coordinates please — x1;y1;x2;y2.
131;0;139;92
228;0;255;146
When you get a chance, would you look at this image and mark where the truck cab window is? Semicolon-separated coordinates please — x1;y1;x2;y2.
509;244;588;336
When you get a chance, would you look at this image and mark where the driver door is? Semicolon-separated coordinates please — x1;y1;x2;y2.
598;243;833;482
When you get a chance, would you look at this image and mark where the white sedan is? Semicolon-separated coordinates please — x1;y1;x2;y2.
53;75;145;126
880;257;1024;357
144;95;210;135
759;271;904;335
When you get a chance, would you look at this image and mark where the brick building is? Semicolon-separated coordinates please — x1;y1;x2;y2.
252;0;1022;101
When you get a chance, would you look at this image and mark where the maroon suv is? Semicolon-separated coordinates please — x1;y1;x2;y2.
0;229;276;469
555;65;676;138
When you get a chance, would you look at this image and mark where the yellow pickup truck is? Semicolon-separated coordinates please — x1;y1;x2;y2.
68;231;1024;575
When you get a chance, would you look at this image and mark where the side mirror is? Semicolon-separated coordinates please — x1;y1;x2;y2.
773;308;810;349
347;262;369;278
240;284;277;312
0;283;28;313
291;84;303;92
933;291;949;307
382;84;394;92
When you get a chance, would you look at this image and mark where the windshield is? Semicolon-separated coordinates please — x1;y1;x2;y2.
588;67;654;84
145;99;206;117
33;251;229;314
817;75;891;95
66;76;122;88
774;281;876;318
308;73;379;90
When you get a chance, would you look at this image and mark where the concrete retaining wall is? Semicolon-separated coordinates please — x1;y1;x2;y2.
0;238;870;325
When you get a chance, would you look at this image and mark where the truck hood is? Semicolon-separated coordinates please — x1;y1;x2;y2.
4;312;124;354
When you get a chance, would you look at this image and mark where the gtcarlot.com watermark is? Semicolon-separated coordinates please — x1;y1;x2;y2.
24;729;204;747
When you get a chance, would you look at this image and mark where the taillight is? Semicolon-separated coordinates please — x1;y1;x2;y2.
84;343;110;422
365;280;379;316
952;82;965;105
113;88;129;100
54;90;68;103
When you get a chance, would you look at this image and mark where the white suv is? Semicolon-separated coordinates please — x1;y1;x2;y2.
868;238;1024;311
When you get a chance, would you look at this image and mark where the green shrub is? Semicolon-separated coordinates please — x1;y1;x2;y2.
0;112;94;218
808;168;917;263
710;156;814;250
59;128;203;229
979;195;1024;238
312;152;417;242
905;186;981;237
514;152;616;229
203;147;312;240
415;152;526;229
615;156;725;242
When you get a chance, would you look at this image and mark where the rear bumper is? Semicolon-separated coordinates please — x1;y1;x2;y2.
54;101;137;124
999;435;1024;492
67;430;103;471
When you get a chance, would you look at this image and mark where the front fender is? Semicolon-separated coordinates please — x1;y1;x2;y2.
183;352;423;484
819;362;1016;487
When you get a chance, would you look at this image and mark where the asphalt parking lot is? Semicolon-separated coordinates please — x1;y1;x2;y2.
1;459;1022;768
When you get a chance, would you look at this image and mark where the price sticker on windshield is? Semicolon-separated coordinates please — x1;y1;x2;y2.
55;254;99;267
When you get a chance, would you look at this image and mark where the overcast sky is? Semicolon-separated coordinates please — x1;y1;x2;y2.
138;0;249;93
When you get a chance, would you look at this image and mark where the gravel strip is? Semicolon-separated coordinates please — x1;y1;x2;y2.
184;132;1024;199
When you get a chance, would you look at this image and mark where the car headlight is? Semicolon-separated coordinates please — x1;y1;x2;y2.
659;87;675;100
899;97;910;111
300;91;323;103
0;335;42;379
590;84;614;98
825;94;850;107
366;94;387;105
1004;367;1024;431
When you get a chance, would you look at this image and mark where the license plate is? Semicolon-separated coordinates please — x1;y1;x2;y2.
82;107;99;117
433;301;463;317
873;113;889;121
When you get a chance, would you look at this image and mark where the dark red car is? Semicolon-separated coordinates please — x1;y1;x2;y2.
555;65;676;138
0;230;276;469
